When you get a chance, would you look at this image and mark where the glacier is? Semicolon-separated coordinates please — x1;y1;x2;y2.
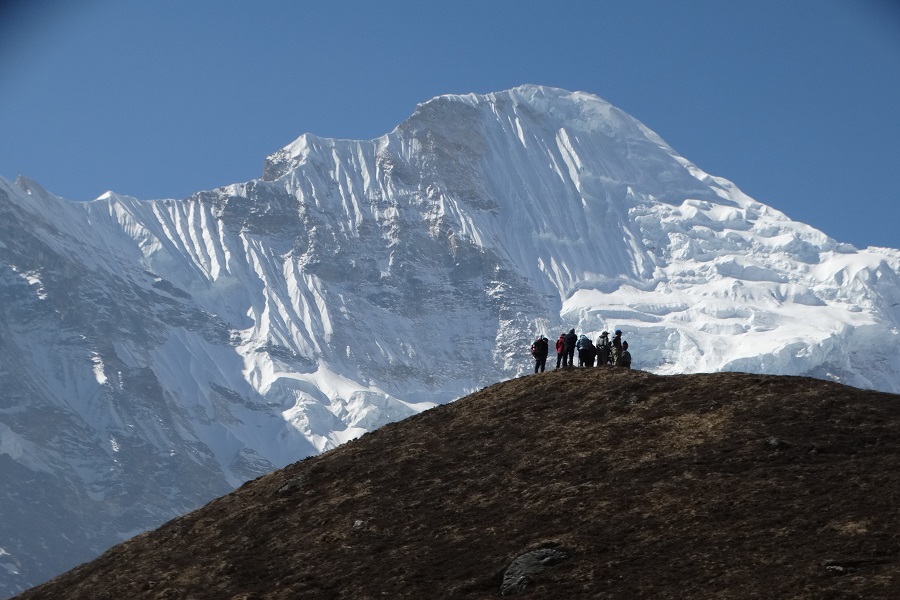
1;84;899;596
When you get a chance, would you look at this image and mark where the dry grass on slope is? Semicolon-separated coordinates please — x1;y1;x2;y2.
15;368;900;599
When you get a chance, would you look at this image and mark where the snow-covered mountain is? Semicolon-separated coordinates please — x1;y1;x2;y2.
1;85;898;596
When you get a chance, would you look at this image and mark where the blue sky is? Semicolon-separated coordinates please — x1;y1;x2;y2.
1;0;898;249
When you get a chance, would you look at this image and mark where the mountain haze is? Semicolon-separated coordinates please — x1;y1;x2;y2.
1;85;899;595
14;370;900;599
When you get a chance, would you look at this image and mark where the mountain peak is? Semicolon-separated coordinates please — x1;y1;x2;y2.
262;86;644;182
12;175;53;200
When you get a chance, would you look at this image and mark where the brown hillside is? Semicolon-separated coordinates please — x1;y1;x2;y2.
15;369;900;599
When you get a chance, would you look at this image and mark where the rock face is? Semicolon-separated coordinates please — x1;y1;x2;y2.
13;370;900;599
2;85;900;596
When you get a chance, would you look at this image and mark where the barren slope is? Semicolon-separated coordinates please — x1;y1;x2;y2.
16;369;900;599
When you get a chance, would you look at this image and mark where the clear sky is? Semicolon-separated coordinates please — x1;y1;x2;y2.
1;0;898;249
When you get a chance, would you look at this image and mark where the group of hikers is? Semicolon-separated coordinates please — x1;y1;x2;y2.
530;328;632;373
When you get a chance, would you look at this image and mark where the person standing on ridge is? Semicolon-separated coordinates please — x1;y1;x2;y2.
576;334;589;366
611;330;623;366
596;331;611;366
555;333;566;369
618;340;632;369
582;337;596;367
563;328;578;367
531;335;549;373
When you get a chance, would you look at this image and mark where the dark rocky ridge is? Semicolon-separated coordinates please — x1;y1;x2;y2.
15;369;900;599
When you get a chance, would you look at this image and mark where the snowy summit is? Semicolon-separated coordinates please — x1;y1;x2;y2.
1;85;899;596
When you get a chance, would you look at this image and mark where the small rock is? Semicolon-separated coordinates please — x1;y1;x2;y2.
766;436;791;450
823;557;886;575
500;547;570;596
275;476;305;496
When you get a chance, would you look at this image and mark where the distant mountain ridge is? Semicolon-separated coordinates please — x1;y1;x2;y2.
1;85;899;596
